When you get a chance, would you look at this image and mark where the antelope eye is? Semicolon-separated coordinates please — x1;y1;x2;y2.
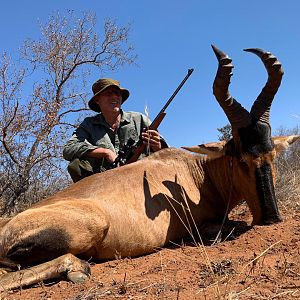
239;158;250;172
240;157;247;164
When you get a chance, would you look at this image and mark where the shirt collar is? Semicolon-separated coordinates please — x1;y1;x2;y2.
120;111;132;124
92;110;131;127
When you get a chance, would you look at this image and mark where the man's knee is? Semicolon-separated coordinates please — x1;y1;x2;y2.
67;159;94;183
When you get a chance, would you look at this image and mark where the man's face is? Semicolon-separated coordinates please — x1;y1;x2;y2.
95;86;122;115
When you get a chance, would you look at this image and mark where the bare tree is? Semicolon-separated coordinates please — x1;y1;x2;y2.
0;11;137;215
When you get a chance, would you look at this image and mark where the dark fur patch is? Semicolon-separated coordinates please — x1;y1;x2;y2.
238;121;274;156
7;228;70;266
255;164;281;224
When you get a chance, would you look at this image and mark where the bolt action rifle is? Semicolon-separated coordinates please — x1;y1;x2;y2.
109;68;194;169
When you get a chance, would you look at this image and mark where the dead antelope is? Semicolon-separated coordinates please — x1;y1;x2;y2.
0;46;298;291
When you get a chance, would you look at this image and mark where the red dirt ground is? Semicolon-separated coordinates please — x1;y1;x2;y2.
1;205;300;300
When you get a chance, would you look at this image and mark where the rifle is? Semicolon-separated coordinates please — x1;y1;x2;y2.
109;68;194;169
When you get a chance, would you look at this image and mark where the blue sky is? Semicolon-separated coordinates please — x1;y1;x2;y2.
0;1;299;147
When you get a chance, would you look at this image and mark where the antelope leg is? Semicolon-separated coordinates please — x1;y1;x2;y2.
0;253;91;291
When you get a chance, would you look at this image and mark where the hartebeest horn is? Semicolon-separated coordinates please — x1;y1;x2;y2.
211;45;251;137
244;48;284;124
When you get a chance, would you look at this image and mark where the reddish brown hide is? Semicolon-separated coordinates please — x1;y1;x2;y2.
0;46;298;292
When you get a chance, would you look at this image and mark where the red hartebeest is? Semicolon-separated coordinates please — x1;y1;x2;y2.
0;46;298;291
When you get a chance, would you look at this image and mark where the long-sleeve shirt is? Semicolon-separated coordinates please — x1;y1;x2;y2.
63;110;168;169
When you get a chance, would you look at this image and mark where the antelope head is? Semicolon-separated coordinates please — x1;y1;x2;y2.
211;45;285;225
184;46;297;225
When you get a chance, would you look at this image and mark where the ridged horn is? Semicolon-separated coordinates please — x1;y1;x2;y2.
211;45;251;136
244;48;284;124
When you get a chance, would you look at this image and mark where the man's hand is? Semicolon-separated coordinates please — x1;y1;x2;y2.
86;148;117;163
141;129;162;152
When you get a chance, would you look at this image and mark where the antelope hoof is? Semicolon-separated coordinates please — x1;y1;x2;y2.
0;268;9;275
67;270;90;283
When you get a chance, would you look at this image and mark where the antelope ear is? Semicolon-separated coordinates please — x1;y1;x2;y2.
272;135;300;153
182;141;227;159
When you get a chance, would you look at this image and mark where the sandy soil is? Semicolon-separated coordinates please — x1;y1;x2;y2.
1;205;299;300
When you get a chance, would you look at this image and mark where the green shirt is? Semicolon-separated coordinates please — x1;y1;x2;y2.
63;111;167;169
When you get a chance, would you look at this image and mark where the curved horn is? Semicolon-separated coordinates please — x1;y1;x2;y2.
211;45;251;135
245;48;284;124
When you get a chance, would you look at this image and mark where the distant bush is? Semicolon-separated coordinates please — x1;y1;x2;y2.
275;126;300;214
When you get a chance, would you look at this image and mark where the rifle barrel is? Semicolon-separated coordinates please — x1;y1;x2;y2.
155;68;194;122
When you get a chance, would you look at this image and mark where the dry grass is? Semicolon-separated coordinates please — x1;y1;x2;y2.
275;128;300;214
61;231;299;300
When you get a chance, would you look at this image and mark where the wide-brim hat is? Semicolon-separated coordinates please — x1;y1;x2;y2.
88;78;130;112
